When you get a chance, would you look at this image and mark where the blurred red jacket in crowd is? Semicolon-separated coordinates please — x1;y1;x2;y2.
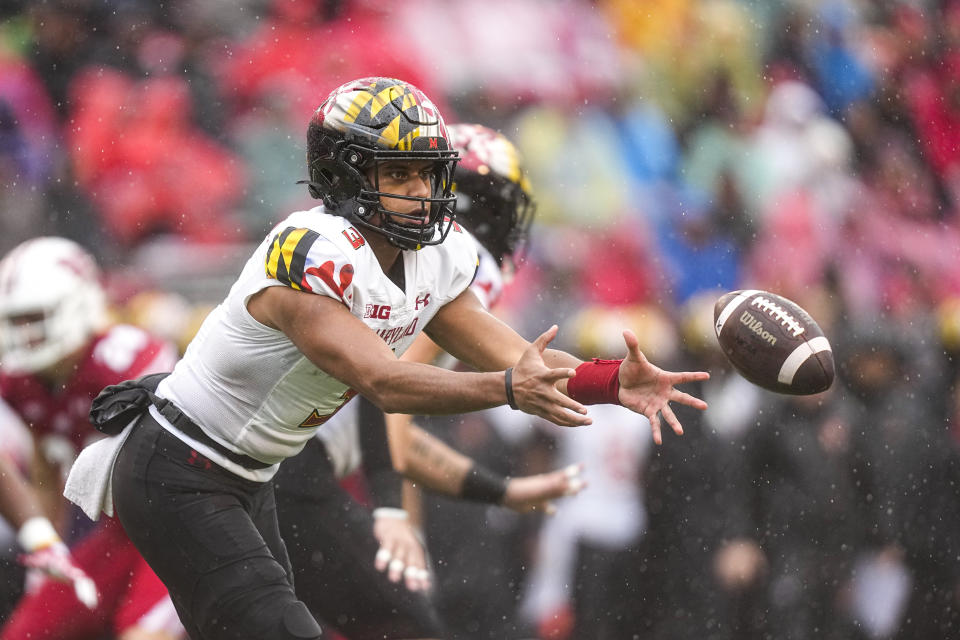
67;68;246;246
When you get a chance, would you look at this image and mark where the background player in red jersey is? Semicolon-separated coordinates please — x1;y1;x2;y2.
0;237;185;639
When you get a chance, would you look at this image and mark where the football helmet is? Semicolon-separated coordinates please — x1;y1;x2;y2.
446;123;536;269
0;237;107;374
304;77;458;251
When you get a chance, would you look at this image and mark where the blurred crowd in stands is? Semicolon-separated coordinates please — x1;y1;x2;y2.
2;0;960;638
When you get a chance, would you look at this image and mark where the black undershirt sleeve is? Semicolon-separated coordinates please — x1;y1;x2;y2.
357;395;403;509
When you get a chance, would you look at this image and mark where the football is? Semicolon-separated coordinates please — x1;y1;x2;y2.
713;289;834;395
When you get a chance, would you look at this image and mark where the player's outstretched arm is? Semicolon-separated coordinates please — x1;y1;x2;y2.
426;289;709;438
501;464;586;515
0;457;98;609
617;330;710;444
425;290;590;426
249;285;590;424
391;416;585;512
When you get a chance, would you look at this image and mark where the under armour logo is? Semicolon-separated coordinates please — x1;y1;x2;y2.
415;293;431;310
186;449;212;470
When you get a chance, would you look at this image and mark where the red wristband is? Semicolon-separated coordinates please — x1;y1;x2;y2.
567;359;622;405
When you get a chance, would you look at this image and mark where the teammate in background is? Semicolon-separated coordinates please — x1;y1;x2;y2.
0;237;185;639
381;121;543;587
66;77;708;640
273;123;583;639
275;398;583;639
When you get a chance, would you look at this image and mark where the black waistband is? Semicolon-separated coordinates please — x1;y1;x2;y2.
152;398;273;471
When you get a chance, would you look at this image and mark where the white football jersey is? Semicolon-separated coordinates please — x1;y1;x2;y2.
316;236;503;478
156;206;478;481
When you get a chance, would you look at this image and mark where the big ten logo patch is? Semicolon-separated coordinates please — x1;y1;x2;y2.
364;304;391;319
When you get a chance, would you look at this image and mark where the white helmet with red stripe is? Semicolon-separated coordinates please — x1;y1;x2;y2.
0;237;107;374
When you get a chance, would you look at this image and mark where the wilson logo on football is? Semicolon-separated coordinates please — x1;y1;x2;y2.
739;311;777;346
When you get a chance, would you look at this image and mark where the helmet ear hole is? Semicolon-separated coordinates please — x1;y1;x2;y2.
308;159;364;205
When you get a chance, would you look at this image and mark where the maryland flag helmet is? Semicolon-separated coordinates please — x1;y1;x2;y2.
0;237;107;374
446;123;536;269
305;77;459;251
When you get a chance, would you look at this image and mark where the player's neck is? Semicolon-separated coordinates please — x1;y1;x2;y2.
365;232;403;279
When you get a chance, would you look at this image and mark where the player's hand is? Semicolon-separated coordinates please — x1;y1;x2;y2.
20;542;99;609
372;508;430;592
617;330;710;445
513;326;591;427
502;463;586;515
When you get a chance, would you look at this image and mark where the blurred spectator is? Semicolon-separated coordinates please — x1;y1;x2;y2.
681;69;759;242
836;132;960;318
737;388;867;640
743;122;855;302
901;25;960;192
520;306;668;639
746;80;840;215
638;297;761;640
67;69;247;247
653;189;742;305
218;0;439;127
408;0;623;111
575;226;663;308
230;86;315;234
513;104;632;227
839;320;960;640
808;1;876;115
0;47;58;254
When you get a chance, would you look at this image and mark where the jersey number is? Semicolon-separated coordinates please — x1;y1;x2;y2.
299;389;358;428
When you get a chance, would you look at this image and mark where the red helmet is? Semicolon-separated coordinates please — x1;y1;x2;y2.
446;123;536;267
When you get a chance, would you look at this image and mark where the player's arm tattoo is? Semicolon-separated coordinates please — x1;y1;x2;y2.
403;425;474;494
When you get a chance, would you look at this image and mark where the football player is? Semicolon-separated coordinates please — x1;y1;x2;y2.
272;123;583;639
0;237;185;639
66;77;708;640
